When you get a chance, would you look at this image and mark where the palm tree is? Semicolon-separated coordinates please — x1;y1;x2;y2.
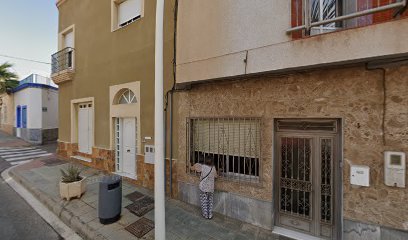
0;62;19;94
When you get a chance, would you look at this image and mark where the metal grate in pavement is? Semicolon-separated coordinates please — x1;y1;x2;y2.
125;191;145;202
42;158;65;166
125;217;154;238
125;196;154;217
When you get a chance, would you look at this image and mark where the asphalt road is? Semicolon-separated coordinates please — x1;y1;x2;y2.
0;131;62;240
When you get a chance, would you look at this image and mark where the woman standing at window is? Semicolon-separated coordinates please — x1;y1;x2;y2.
191;155;218;219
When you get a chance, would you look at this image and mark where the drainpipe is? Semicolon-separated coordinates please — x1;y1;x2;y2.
164;91;168;194
162;0;179;198
169;0;179;199
154;0;165;238
169;89;174;196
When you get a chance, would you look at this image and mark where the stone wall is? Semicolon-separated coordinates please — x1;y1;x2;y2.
42;128;58;143
0;124;14;135
14;128;58;145
57;141;178;196
176;64;408;231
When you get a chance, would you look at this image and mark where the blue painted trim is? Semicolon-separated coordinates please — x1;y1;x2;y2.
12;83;58;93
16;105;21;128
22;105;27;128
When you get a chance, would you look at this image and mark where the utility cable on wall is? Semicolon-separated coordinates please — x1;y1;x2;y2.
0;54;51;65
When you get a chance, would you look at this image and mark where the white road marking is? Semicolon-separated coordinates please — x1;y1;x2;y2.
11;160;32;165
1;149;46;155
1;167;83;240
5;153;52;162
0;147;37;152
0;147;52;165
2;151;47;158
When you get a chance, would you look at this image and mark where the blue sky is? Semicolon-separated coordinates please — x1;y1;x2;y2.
0;0;58;80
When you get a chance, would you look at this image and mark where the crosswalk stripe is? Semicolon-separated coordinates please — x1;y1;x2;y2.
1;148;43;154
11;160;32;165
1;150;46;157
0;147;28;150
5;153;52;162
2;152;48;159
0;147;36;150
0;147;37;152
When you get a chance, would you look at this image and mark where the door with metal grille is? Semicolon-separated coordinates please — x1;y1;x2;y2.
274;120;339;239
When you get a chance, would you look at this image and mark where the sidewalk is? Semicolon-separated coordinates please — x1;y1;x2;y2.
10;157;283;240
0;130;30;148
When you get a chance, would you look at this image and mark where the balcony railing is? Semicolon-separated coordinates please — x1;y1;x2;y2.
288;0;407;36
51;47;74;74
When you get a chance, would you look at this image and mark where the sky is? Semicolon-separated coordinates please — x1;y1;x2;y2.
0;0;58;80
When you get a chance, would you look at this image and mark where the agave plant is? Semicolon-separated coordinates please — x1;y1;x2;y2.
60;164;83;183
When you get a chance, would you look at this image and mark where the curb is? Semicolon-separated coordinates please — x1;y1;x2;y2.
1;165;82;240
9;167;107;240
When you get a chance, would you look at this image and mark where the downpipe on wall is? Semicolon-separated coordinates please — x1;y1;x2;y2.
164;0;179;198
366;57;408;147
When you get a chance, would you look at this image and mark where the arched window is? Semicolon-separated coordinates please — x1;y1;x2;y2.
117;89;137;104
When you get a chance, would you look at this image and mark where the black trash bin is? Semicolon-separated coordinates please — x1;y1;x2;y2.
98;175;122;224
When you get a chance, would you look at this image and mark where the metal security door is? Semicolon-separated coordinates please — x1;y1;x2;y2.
275;120;339;239
277;136;315;234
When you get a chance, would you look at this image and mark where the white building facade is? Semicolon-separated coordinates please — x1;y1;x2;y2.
12;74;59;144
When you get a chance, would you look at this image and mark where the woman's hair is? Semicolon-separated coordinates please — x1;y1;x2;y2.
204;155;214;166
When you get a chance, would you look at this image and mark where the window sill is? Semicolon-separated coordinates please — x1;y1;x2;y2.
111;16;142;33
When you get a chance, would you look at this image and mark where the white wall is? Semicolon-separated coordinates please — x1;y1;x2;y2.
177;0;290;65
176;1;408;83
34;75;58;88
41;88;59;129
14;87;59;129
14;88;43;129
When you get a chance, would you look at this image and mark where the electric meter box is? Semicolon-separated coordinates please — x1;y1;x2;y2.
384;151;406;188
144;145;155;164
350;165;370;187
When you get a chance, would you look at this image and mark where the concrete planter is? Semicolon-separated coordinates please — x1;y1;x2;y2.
60;177;86;200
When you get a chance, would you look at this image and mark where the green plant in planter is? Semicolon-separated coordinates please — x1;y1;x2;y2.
60;164;83;183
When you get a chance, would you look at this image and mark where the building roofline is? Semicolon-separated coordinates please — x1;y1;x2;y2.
56;0;68;8
12;83;58;93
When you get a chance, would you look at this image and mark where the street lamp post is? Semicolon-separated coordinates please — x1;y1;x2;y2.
154;0;165;239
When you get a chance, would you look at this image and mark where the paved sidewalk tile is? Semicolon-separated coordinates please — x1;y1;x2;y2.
10;159;285;240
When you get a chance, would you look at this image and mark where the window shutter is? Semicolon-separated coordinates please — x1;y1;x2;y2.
193;119;260;158
291;0;303;39
118;0;141;26
63;31;74;48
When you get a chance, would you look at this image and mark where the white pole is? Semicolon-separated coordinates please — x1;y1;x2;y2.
154;0;165;239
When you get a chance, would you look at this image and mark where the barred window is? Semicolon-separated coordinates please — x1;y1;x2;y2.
187;118;261;183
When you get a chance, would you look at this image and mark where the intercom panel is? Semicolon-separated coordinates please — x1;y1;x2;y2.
384;151;406;188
